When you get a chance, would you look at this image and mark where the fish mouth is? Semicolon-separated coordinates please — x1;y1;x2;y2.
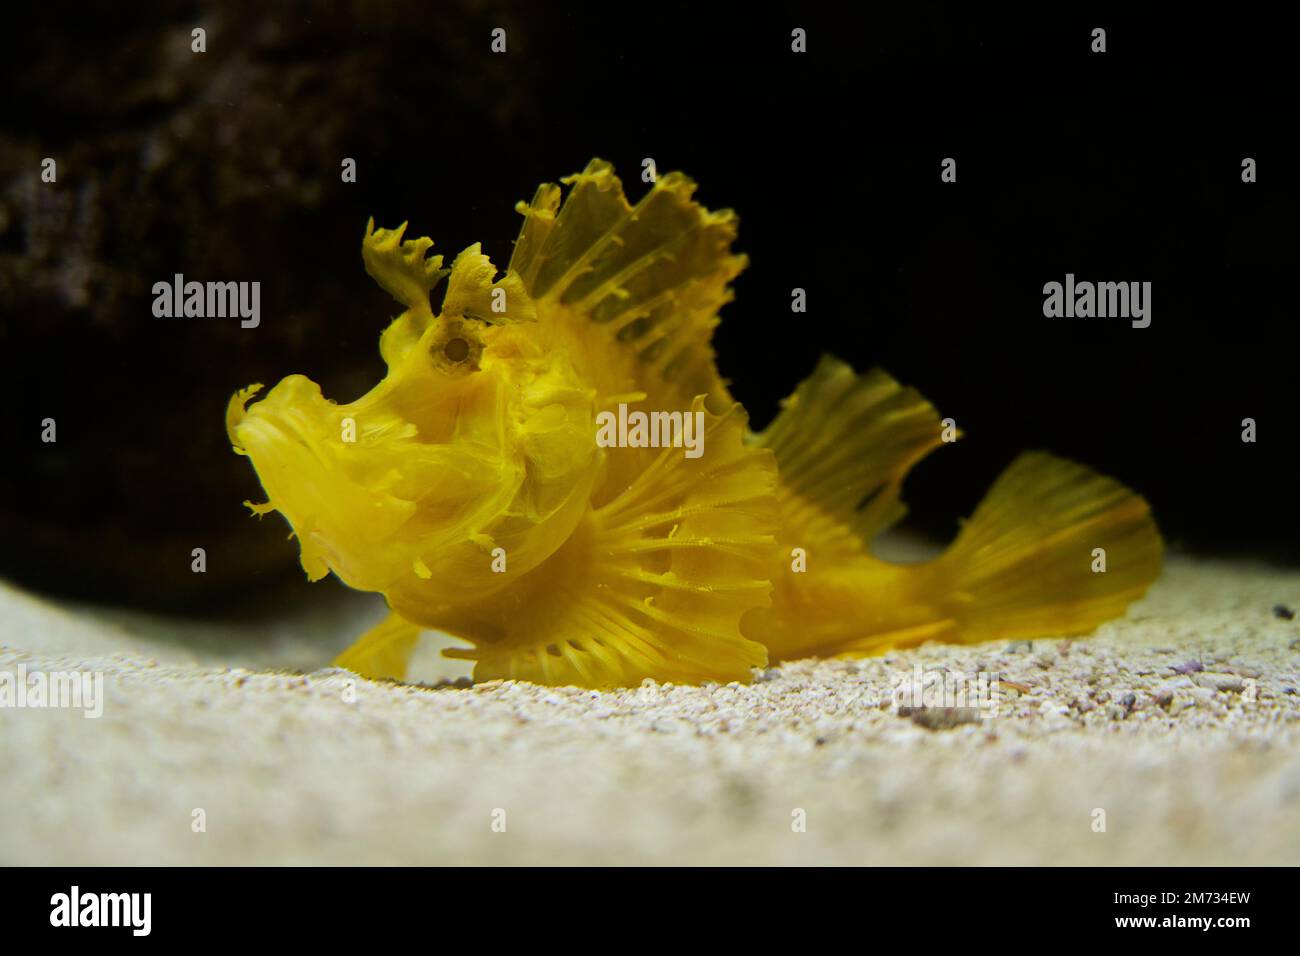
227;375;419;589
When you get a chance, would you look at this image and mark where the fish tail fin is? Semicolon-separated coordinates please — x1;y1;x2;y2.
753;355;949;552
334;610;423;682
937;452;1163;643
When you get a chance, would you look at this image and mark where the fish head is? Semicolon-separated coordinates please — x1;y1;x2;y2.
227;221;598;603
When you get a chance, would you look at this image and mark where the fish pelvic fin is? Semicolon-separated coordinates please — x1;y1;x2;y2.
334;610;423;682
937;451;1163;643
432;399;779;688
509;158;746;412
753;355;949;554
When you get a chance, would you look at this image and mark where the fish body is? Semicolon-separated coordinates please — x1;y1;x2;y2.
228;159;1163;688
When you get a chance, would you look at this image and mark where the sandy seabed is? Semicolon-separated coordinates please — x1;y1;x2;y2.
2;555;1298;866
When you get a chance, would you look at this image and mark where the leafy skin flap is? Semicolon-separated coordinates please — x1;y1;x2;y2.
441;244;536;325
366;221;536;368
226;383;264;455
363;218;450;367
362;218;449;316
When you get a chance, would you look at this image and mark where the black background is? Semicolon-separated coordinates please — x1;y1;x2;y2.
1;4;1296;611
476;7;1293;561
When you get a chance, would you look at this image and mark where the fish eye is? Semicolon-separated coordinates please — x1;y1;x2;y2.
442;337;470;363
427;317;484;373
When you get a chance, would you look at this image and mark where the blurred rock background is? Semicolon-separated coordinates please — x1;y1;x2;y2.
0;1;540;607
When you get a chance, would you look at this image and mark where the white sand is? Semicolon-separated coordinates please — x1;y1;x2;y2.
2;555;1299;865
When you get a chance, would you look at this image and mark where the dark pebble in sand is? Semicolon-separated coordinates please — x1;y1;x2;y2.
1273;604;1296;621
1172;660;1205;674
900;707;983;730
427;677;474;690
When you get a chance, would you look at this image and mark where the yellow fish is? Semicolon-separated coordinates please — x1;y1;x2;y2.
227;159;1163;688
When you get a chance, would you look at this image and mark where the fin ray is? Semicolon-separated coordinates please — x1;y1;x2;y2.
753;356;948;553
426;400;779;687
938;451;1163;642
509;158;745;410
334;611;423;682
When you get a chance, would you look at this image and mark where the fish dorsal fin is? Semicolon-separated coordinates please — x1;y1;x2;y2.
509;158;747;411
752;356;950;552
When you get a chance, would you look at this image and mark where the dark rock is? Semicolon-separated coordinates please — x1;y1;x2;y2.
0;2;540;608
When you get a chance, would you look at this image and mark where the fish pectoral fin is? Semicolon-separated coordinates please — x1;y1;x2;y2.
937;451;1163;642
440;399;780;688
754;356;949;549
334;610;423;682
